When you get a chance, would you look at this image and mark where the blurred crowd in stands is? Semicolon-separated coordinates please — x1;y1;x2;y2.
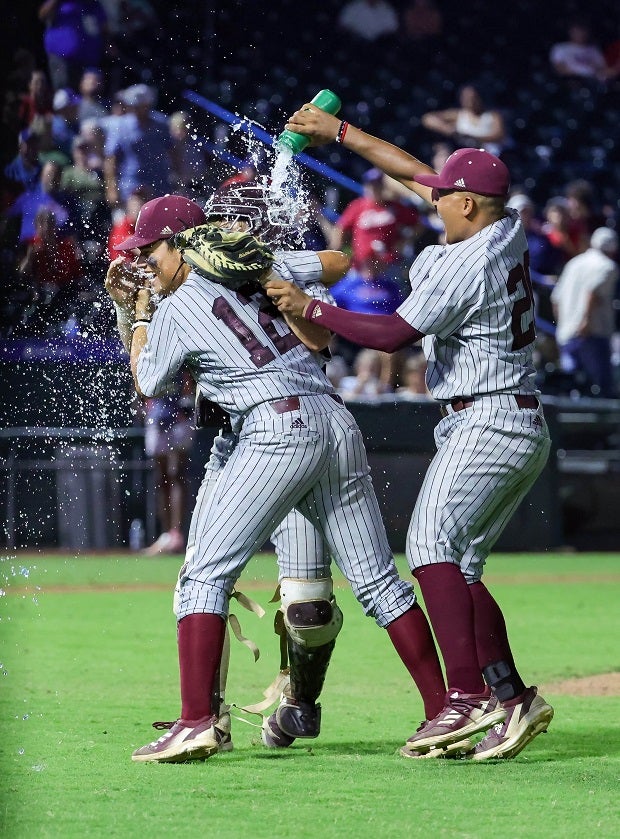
2;0;620;401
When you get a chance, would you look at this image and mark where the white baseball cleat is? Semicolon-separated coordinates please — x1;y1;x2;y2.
470;686;554;760
132;712;232;762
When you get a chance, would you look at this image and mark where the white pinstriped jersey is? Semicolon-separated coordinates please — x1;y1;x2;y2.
137;251;335;417
397;210;538;399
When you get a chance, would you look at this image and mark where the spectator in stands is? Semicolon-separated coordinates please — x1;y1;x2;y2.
51;88;81;159
551;227;619;398
402;0;443;51
542;196;579;265
107;187;147;259
79;119;106;172
60;134;106;228
507;194;565;276
564;178;604;252
2;130;42;210
168;111;209;197
142;375;195;556
17;206;82;335
17;70;54;130
402;0;442;38
421;84;507;158
549;19;607;83
4;159;78;243
337;0;399;43
395;351;432;400
77;69;108;123
338;348;392;400
38;0;109;91
103;83;173;207
328;167;420;314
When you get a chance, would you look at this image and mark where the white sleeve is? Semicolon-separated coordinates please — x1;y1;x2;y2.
272;250;323;289
136;304;187;397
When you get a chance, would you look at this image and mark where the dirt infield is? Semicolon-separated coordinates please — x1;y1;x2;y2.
541;672;620;696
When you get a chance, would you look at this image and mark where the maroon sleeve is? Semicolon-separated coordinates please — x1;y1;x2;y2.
304;300;424;352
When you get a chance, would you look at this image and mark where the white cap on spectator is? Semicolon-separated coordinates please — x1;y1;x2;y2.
121;84;155;108
53;88;80;111
507;194;534;213
590;227;618;254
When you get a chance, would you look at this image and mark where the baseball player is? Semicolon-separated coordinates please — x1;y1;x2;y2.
104;194;447;763
266;103;555;761
194;180;355;749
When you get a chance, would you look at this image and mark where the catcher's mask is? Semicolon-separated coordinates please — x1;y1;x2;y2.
204;181;302;249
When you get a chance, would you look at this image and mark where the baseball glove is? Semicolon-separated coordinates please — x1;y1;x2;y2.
172;224;275;291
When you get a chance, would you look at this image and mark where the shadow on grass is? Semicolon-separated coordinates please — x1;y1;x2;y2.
236;724;620;762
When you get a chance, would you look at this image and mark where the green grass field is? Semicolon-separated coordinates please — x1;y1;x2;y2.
1;552;619;838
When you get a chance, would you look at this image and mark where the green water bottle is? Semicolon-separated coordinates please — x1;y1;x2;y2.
276;89;342;155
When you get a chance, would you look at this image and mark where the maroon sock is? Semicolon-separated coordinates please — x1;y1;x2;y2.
470;581;525;700
177;612;226;724
413;564;485;695
387;604;446;719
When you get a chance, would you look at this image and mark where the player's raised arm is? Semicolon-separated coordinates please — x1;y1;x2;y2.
284;104;436;203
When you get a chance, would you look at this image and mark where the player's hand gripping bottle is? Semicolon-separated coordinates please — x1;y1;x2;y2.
276;89;341;155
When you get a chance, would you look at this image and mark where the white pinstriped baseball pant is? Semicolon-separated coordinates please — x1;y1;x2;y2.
406;394;551;582
177;394;415;626
198;426;331;581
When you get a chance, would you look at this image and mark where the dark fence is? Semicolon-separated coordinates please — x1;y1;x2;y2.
2;338;620;551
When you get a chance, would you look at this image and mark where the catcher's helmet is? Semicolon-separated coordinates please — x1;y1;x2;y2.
204;180;302;249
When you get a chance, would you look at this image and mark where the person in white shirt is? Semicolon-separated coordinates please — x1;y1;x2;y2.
550;20;607;81
551;227;619;397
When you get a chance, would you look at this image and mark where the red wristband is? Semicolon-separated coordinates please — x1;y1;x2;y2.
336;120;349;144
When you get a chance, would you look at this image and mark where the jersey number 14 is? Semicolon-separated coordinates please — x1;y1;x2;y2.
212;293;301;368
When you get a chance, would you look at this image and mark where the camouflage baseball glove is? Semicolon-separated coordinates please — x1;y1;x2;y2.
172;224;275;291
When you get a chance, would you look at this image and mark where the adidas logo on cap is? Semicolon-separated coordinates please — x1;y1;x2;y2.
454;178;466;188
160;225;174;235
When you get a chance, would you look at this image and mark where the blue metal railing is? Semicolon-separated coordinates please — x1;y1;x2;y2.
182;90;363;195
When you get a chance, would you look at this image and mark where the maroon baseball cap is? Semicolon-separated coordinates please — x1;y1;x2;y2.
114;194;207;251
415;148;510;197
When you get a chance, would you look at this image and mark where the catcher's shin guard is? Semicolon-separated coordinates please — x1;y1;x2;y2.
276;637;334;739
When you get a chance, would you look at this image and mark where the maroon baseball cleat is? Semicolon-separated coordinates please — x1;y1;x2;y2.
470;686;554;760
402;688;506;752
131;712;232;762
261;714;297;748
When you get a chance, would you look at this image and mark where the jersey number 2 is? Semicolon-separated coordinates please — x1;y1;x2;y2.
212;294;301;368
507;255;535;351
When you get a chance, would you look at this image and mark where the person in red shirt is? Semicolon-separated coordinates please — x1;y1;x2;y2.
17;70;54;129
331;168;420;281
107;188;148;259
328;168;421;315
17;205;82;333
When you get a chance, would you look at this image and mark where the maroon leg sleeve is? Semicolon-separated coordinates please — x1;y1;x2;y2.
470;580;525;699
177;612;226;724
413;563;485;695
469;580;515;668
387;604;446;719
